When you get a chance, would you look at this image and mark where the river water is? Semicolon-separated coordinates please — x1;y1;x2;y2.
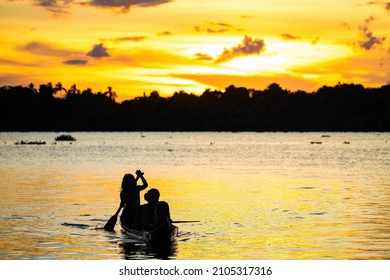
0;132;389;259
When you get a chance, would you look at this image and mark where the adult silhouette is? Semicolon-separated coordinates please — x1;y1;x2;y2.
119;170;148;227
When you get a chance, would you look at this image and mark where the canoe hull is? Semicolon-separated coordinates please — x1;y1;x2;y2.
120;222;178;244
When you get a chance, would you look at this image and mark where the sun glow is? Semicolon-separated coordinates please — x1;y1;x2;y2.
224;55;289;73
178;35;354;77
222;40;353;74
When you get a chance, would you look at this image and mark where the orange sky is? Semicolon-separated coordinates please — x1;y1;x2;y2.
1;0;389;101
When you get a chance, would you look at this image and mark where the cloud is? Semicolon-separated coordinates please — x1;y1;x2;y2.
157;31;173;36
239;15;256;19
63;59;88;65
35;0;72;14
88;0;173;13
208;22;235;28
0;73;37;86
0;58;35;67
87;43;110;58
195;26;229;33
367;1;390;12
17;41;74;56
111;36;148;42
281;34;320;45
194;22;241;34
194;53;213;61
358;16;386;50
35;0;173;14
215;35;266;64
281;34;301;40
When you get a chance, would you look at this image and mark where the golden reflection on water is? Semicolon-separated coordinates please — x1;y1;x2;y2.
153;174;390;259
1;171;389;260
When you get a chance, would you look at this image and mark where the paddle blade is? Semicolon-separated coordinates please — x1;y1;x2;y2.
103;214;118;231
103;206;122;231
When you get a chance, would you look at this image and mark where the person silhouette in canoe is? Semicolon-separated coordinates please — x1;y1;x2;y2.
119;170;148;228
145;201;173;245
132;188;160;230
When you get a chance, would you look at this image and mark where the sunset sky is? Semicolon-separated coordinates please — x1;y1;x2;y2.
1;0;389;101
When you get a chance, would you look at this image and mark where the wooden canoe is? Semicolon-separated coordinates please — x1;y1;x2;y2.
120;221;178;244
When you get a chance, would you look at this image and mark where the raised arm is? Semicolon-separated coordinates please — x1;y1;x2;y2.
135;169;148;190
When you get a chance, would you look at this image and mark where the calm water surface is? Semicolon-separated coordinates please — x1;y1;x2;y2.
0;132;389;259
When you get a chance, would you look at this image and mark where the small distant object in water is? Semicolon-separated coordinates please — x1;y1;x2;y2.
55;134;76;141
310;141;322;144
343;141;350;144
15;140;46;145
321;135;331;138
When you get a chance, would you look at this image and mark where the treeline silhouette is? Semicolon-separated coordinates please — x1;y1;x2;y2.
1;82;389;131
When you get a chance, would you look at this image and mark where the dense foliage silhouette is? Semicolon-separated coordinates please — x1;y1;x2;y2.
1;82;389;131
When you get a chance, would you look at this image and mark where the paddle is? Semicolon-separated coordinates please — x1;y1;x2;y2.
103;205;122;231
